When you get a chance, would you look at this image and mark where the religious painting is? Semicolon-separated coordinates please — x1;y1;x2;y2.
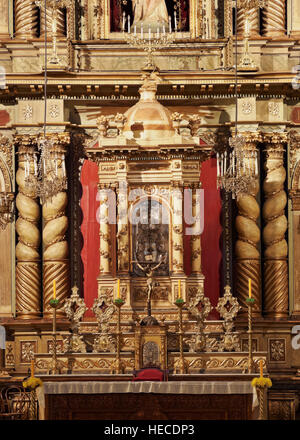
130;198;170;277
142;341;160;367
110;0;190;33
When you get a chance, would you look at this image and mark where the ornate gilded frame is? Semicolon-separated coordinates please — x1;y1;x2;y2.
96;0;203;39
128;191;172;275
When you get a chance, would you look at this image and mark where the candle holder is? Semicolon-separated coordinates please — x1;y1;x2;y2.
22;368;43;420
174;300;189;374
35;0;72;66
49;298;60;375
251;375;272;420
245;297;256;374
123;25;175;72
237;13;258;72
111;299;125;374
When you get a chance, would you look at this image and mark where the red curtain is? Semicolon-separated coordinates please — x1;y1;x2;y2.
80;160;100;317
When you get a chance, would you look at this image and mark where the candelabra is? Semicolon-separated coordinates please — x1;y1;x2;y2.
174;299;188;374
36;0;72;65
217;136;258;199
238;11;258;71
0;192;14;229
123;15;176;71
24;138;67;204
49;298;60;374
236;0;267;71
111;298;125;374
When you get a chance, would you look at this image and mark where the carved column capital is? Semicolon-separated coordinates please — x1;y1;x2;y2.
240;131;263;146
42;132;71;149
263;132;288;146
14;134;38;149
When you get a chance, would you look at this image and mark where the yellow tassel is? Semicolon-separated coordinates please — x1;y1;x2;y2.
251;377;272;388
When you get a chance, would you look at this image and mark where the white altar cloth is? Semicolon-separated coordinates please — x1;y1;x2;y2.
36;380;258;414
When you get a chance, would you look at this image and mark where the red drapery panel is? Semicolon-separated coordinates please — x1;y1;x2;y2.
80;160;100;317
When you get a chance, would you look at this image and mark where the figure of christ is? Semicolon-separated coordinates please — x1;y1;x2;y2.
131;0;169;31
135;258;165;316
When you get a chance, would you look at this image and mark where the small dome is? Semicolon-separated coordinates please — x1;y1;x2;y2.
123;75;174;142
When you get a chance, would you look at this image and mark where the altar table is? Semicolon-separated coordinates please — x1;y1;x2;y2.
37;380;258;420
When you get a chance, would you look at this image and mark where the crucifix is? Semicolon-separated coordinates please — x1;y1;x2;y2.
134;255;166;325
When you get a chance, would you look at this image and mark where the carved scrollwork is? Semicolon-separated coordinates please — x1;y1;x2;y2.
92;292;116;334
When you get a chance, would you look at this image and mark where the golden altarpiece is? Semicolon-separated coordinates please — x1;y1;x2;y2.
0;0;299;420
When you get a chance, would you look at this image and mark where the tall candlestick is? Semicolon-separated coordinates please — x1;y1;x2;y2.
249;278;252;298
169;16;172;33
53;280;56;300
128;15;130;33
117;279;120;299
122;12;125;31
178;280;181;299
216;153;220;177
259;359;263;378
141;23;143;39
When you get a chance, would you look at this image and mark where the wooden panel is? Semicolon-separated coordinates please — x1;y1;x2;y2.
45;393;253;420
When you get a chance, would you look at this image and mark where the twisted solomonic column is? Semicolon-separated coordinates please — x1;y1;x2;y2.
171;182;184;274
235;132;262;317
40;5;66;37
190;183;202;275
262;133;288;319
14;0;39;39
116;183;129;274
237;8;260;37
15;137;41;319
42;134;70;319
99;184;112;277
262;0;286;37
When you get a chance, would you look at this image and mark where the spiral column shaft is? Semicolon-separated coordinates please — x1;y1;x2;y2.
116;183;129;274
14;0;38;39
262;133;288;318
42;134;70;319
40;6;66;37
15;137;41;319
171;182;184;274
237;7;260;37
99;184;112;276
190;183;202;274
262;0;286;37
235;133;262;317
